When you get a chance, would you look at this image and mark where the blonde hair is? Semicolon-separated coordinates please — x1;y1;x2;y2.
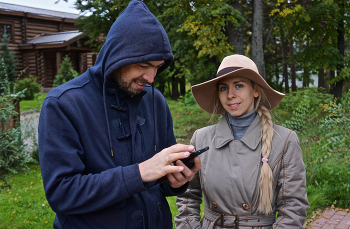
213;80;275;214
253;83;274;214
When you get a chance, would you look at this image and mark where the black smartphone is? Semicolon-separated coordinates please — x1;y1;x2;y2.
180;146;209;168
152;146;209;186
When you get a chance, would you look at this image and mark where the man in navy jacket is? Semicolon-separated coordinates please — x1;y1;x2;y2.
38;1;201;228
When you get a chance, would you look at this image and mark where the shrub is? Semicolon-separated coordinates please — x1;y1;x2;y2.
309;90;350;207
53;55;79;87
278;88;333;115
0;32;17;94
285;89;350;209
0;58;32;192
14;75;41;100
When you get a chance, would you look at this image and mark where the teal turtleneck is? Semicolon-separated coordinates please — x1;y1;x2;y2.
227;109;257;140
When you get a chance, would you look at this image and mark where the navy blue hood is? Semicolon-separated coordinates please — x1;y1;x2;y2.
89;0;174;81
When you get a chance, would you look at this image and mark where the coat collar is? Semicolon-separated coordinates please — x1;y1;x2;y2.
214;113;262;150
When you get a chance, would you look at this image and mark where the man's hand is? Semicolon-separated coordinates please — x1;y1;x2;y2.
167;156;201;188
138;144;201;187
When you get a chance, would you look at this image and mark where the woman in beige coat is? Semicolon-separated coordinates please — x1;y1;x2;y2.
175;55;309;229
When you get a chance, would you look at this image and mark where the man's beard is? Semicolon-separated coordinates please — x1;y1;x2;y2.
114;71;142;96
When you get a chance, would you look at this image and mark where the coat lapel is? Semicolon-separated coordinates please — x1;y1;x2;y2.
214;114;262;150
214;114;234;149
240;115;262;150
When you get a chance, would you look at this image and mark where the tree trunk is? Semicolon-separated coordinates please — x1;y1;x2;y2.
280;26;289;93
180;75;186;96
329;70;336;95
171;75;179;100
227;0;244;55
303;66;310;88
289;39;296;92
251;0;266;79
157;81;165;95
318;68;325;90
331;3;345;100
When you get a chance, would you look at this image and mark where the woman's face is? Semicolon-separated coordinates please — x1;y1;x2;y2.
218;76;259;117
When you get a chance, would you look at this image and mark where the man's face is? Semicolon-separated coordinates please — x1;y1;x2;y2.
113;60;165;96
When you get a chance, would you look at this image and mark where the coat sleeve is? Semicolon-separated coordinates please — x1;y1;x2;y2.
174;132;203;229
273;131;309;228
39;96;146;215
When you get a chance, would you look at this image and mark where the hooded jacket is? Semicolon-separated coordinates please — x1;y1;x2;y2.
38;1;186;228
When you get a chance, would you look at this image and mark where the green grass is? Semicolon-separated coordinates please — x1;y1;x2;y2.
0;164;55;228
167;98;216;144
19;93;47;112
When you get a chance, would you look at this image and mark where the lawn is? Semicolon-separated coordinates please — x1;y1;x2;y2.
0;164;55;228
19;93;47;112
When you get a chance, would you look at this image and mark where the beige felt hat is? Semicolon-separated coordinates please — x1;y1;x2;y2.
191;54;285;114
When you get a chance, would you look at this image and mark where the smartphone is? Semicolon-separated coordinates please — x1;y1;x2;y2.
180;146;209;169
152;146;209;186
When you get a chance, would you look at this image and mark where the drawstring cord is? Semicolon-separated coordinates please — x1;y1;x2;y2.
103;80;114;156
152;83;156;152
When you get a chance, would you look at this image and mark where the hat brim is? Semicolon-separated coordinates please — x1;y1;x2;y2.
191;68;285;114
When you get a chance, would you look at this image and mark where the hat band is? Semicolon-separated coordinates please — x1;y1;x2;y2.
217;67;243;78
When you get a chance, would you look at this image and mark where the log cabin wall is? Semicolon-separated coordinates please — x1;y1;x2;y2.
0;3;98;89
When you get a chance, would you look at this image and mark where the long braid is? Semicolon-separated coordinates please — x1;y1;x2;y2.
257;105;274;214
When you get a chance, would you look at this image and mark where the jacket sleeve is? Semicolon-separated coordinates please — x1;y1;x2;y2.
174;132;203;229
273;131;309;228
39;96;147;215
175;171;203;229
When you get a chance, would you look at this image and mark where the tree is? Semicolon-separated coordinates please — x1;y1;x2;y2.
0;58;30;192
227;0;245;55
0;32;17;93
251;0;266;79
272;0;350;97
162;0;246;87
53;55;79;87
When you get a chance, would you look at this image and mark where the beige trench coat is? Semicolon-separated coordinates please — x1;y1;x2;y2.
175;114;309;229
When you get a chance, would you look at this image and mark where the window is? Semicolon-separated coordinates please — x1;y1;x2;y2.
0;24;12;41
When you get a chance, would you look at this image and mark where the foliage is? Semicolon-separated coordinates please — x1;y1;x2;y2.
0;33;17;94
282;88;333;134
53;55;79;87
14;75;41;100
161;0;247;86
282;89;350;209
270;0;350;97
278;88;333;115
0;59;31;192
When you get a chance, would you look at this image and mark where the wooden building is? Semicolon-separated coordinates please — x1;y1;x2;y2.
0;2;97;91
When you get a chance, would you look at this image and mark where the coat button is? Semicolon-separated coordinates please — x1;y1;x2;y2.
212;202;218;208
242;203;249;211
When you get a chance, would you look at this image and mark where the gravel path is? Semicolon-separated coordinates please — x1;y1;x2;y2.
20;110;40;154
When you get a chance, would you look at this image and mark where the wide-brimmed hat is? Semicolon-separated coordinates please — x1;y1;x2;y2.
191;54;285;114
